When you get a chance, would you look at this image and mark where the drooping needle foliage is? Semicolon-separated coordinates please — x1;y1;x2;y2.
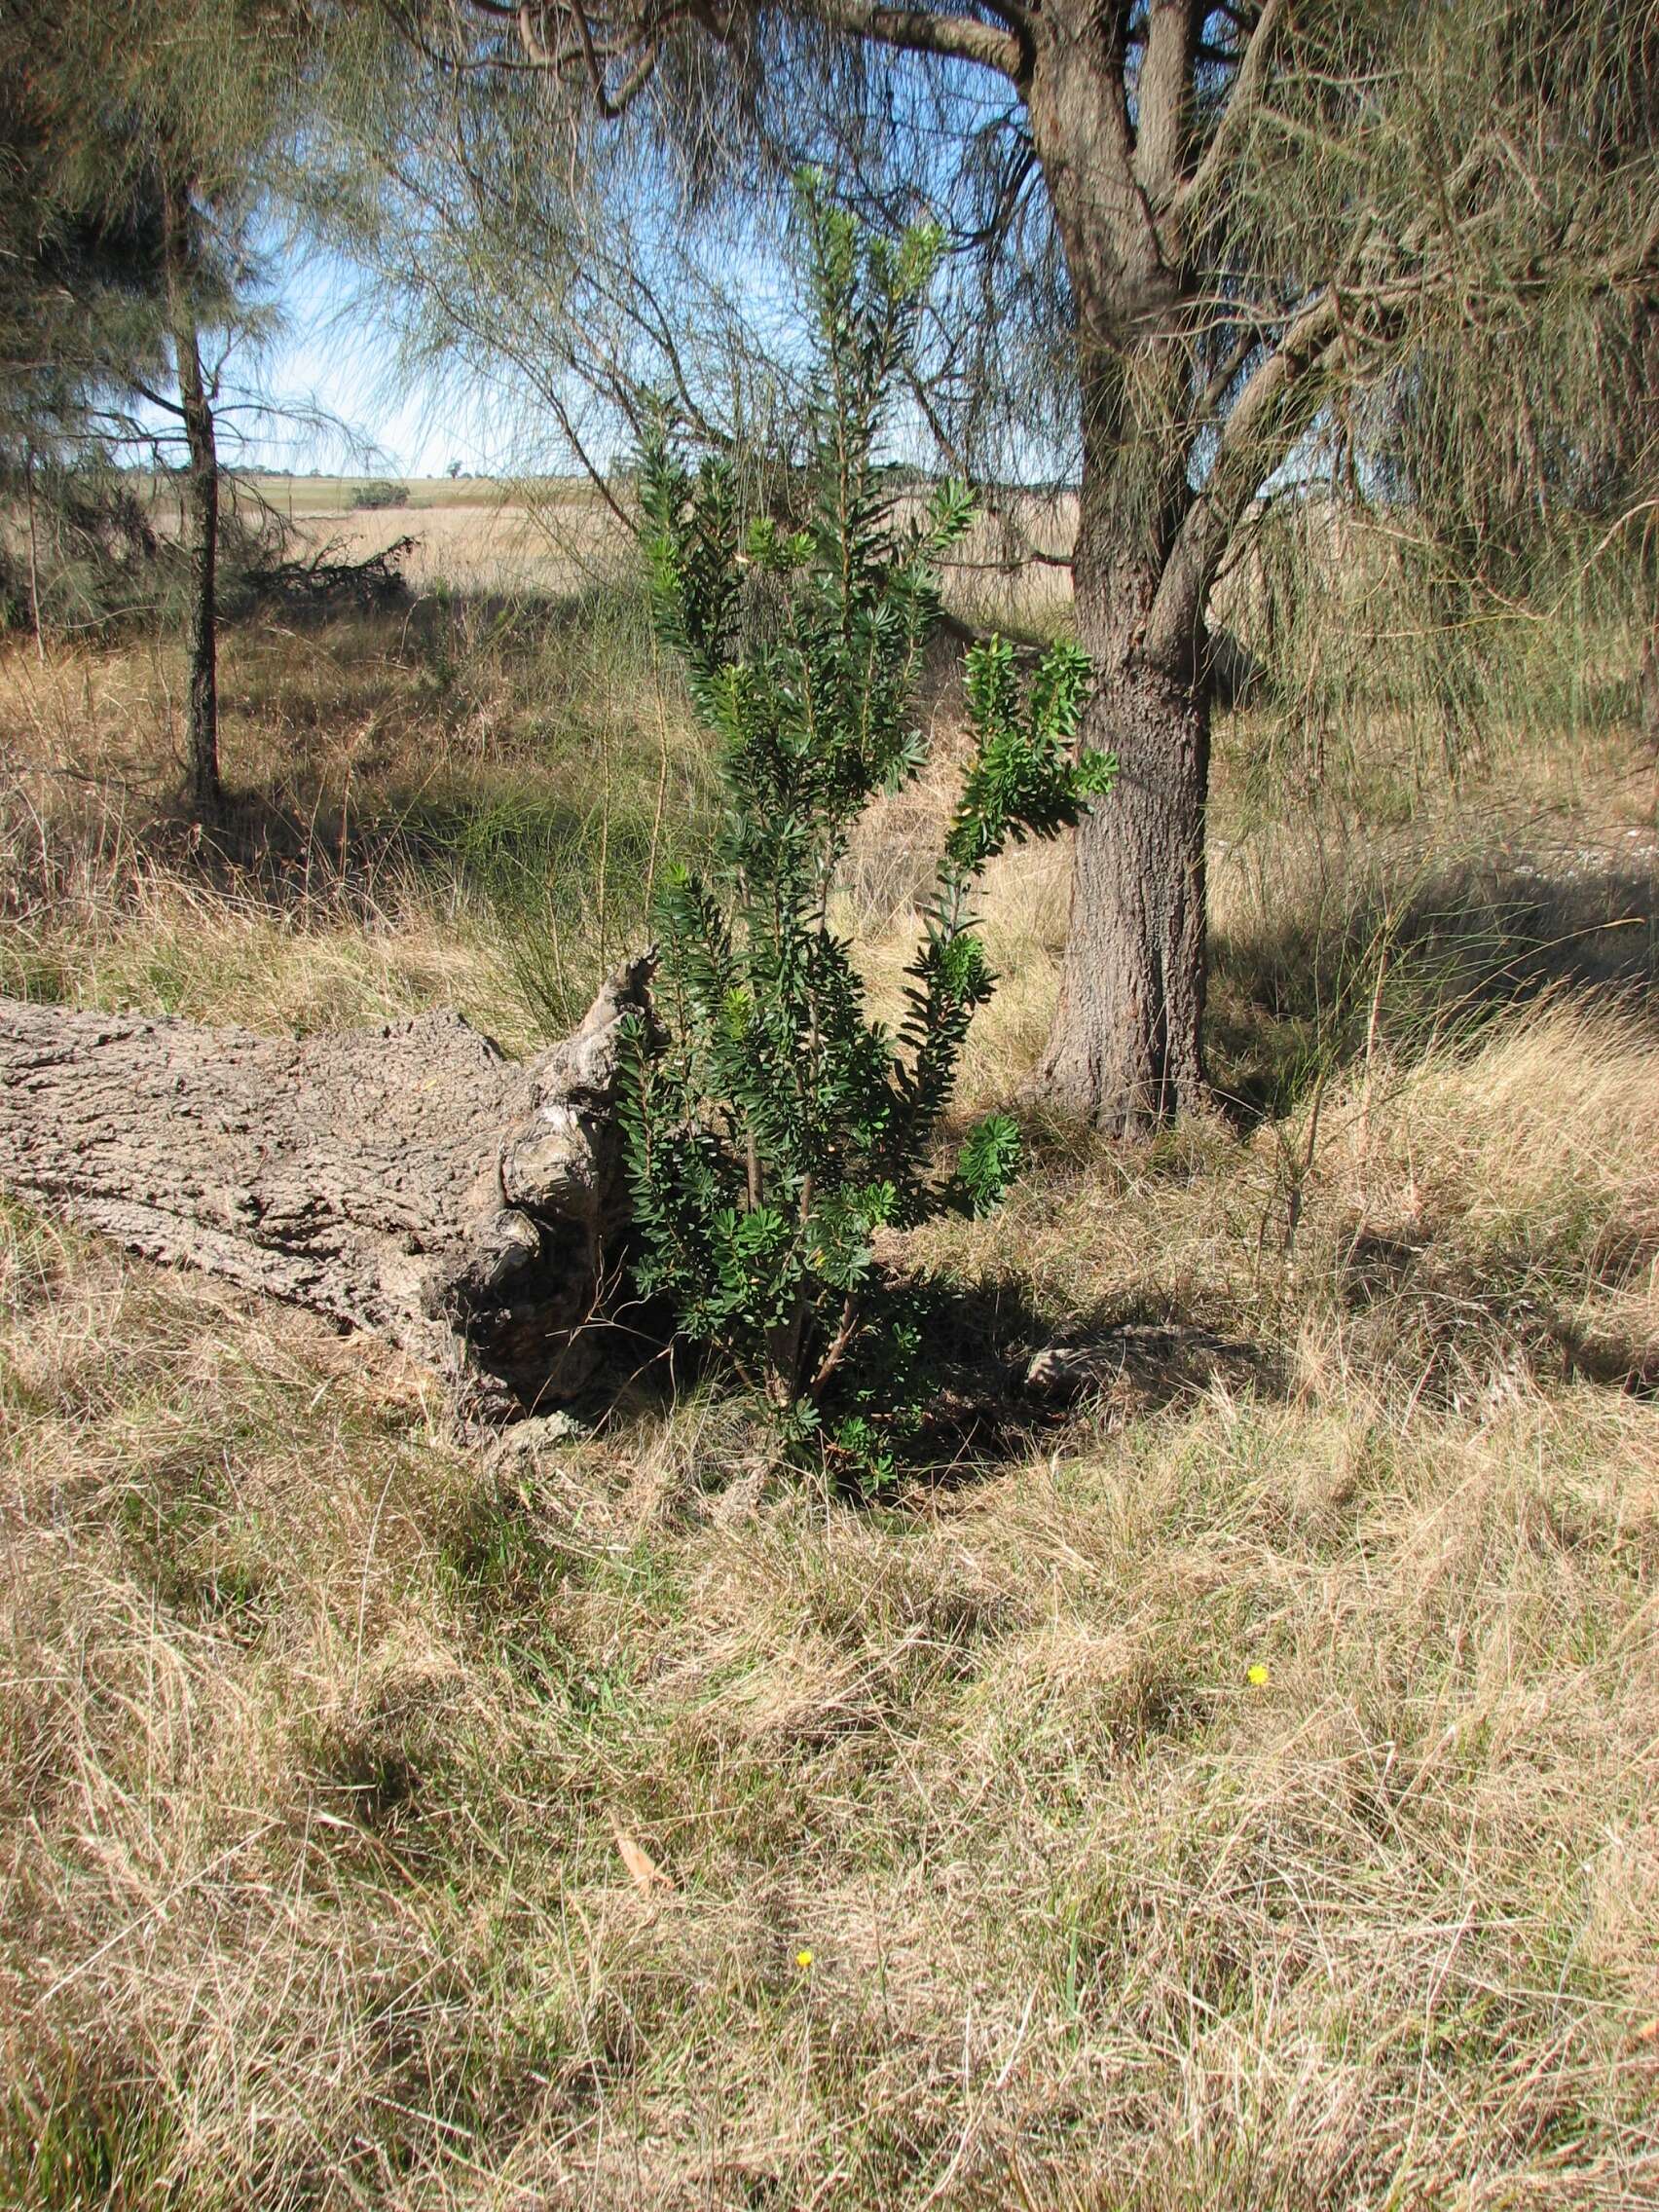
619;184;1114;1483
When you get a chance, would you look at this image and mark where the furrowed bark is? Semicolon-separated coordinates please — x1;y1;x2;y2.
1019;19;1215;1132
0;960;654;1419
1036;626;1210;1131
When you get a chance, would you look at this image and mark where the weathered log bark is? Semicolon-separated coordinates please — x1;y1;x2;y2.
0;960;653;1419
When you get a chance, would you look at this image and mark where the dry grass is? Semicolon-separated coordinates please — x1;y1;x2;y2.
2;546;1657;2206
4;1004;1656;2208
0;571;711;1048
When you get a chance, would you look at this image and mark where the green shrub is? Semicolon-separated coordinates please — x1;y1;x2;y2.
348;480;409;510
618;186;1114;1485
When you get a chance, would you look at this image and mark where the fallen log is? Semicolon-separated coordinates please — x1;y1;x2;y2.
0;958;653;1419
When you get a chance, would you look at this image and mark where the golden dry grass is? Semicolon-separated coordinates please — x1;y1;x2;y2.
1;553;1657;2207
236;475;1075;617
0;569;711;1048
4;1005;1657;2208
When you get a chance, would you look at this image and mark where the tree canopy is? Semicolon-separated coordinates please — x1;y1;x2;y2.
335;0;1652;1125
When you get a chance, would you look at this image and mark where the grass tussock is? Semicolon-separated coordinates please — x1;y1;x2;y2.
2;551;1657;2204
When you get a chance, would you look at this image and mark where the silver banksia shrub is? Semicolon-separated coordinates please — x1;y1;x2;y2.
618;183;1115;1486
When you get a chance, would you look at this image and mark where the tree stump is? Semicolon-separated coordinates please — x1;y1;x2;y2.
0;958;653;1418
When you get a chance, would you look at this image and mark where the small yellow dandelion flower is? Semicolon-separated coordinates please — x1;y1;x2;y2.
1246;1663;1270;1688
795;1948;814;1971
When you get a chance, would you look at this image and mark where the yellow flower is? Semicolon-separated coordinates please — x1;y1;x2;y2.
1246;1663;1270;1688
795;1948;814;1971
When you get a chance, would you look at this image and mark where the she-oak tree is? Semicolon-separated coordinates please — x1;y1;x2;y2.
418;0;1655;1131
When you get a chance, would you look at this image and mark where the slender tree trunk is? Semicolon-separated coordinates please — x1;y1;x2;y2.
175;319;221;815
163;179;221;818
23;441;46;662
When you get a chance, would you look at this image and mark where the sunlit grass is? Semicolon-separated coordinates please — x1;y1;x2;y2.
0;525;1655;2207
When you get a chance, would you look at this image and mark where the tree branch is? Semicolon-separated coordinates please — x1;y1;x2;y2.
785;0;1023;78
128;378;188;422
1134;0;1197;199
1165;0;1287;230
1144;152;1659;675
1142;283;1340;667
485;0;1022;91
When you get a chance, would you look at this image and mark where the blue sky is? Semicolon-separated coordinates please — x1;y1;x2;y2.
231;249;482;477
225;244;1327;505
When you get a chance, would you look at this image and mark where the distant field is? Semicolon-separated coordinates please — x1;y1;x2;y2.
151;472;636;596
121;465;1080;610
283;493;630;597
238;472;585;517
223;474;1083;621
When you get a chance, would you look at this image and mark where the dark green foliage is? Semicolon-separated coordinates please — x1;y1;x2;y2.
619;187;1114;1485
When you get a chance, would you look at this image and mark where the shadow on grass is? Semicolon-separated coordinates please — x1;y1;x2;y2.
1209;843;1658;1122
901;1272;1279;1486
7;576;717;1033
560;1270;1282;1498
1338;1217;1659;1407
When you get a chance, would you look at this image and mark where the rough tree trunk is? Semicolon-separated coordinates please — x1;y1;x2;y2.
0;961;653;1419
1022;327;1212;1132
1023;26;1214;1134
1034;561;1210;1133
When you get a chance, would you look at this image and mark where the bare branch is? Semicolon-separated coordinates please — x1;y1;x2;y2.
791;0;1022;78
486;0;1023;92
1142;283;1340;666
1166;0;1288;229
1134;0;1197;198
